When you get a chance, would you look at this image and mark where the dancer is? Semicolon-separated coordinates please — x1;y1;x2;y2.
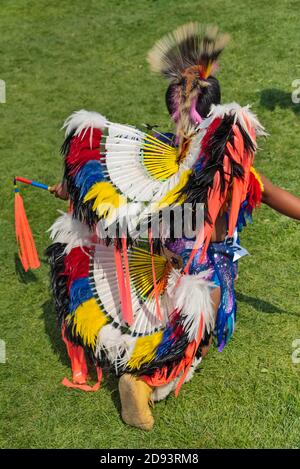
47;23;300;431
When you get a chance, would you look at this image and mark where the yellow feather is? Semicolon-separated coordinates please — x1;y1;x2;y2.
127;331;163;370
204;61;213;79
143;134;179;181
129;246;167;299
250;167;264;192
156;169;191;208
83;182;126;219
67;298;108;349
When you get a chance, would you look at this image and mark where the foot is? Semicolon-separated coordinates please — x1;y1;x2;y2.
119;374;154;431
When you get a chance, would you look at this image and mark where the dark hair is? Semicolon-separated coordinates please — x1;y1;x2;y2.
165;76;221;119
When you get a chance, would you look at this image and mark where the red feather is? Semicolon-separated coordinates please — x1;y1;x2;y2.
201;117;222;156
66;128;103;176
247;170;263;213
64;246;91;293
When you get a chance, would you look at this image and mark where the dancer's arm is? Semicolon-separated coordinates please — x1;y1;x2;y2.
260;174;300;220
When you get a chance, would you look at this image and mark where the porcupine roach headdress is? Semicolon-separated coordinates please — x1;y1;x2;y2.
147;23;230;146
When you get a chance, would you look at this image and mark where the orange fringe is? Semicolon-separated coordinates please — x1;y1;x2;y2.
14;191;40;271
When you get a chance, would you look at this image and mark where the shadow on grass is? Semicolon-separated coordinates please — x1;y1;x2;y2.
41;299;70;367
236;291;298;316
260;89;300;115
101;371;122;414
40;298;122;414
15;254;38;284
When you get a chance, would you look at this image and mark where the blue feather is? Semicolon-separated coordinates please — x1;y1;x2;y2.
193;155;206;174
69;277;93;312
237;200;253;233
156;325;176;358
74;160;106;199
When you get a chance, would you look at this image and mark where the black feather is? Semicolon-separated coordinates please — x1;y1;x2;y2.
176;115;248;224
60;129;76;157
45;243;69;326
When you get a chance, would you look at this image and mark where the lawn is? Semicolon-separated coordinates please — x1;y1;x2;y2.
0;0;300;449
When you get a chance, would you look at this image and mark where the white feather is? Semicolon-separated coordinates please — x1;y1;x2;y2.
95;324;137;371
152;380;176;402
104;201;146;236
172;270;216;341
48;212;93;253
105;123;161;202
203;102;267;145
63;109;107;137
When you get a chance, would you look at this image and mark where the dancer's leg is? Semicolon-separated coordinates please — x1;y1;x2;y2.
119;374;154;431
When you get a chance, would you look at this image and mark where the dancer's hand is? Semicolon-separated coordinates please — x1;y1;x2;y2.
49;182;69;200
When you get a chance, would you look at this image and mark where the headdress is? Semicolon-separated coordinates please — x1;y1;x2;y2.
147;23;230;143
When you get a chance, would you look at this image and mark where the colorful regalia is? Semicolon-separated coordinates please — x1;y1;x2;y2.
46;23;266;399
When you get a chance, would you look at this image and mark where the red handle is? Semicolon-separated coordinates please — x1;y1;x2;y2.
15;176;32;185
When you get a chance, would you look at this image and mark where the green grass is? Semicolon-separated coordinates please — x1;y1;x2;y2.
1;0;300;449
